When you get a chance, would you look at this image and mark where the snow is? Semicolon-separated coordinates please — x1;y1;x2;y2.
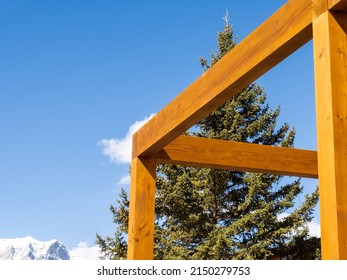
0;236;70;260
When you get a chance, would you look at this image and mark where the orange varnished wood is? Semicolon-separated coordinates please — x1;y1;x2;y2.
127;0;347;260
127;157;156;260
152;136;318;178
313;10;347;259
313;0;328;18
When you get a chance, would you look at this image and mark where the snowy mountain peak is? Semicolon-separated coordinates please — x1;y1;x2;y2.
0;236;70;260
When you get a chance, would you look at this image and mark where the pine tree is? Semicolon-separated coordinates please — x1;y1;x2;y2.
96;17;320;260
96;188;128;259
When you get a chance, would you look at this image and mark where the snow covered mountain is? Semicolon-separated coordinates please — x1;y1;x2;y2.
0;236;70;260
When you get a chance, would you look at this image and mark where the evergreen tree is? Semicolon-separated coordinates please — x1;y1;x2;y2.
96;188;128;259
96;17;320;260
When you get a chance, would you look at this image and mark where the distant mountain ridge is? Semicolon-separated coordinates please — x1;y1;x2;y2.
0;236;70;260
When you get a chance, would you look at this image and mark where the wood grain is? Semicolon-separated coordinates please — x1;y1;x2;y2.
127;0;347;260
127;157;156;260
152;136;318;178
313;0;328;18
313;10;347;260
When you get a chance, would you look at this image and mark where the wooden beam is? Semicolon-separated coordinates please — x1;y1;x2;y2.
313;10;347;260
313;0;328;18
127;156;156;260
152;136;318;178
133;0;314;158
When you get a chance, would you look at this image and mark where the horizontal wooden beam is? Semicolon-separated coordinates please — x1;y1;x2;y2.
152;136;318;178
133;0;316;158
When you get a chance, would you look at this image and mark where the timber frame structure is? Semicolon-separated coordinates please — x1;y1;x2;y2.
128;0;347;260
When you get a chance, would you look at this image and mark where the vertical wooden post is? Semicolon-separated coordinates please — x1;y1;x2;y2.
313;10;347;259
127;156;156;260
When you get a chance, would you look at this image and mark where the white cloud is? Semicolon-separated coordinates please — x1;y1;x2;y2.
118;175;130;186
308;220;321;237
278;212;321;237
69;242;100;260
277;212;290;221
98;113;155;164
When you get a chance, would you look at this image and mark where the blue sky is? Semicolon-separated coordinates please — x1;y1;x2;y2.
0;0;319;255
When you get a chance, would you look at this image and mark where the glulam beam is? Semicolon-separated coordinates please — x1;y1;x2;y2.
127;0;347;260
313;9;347;260
152;136;318;178
127;156;156;260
